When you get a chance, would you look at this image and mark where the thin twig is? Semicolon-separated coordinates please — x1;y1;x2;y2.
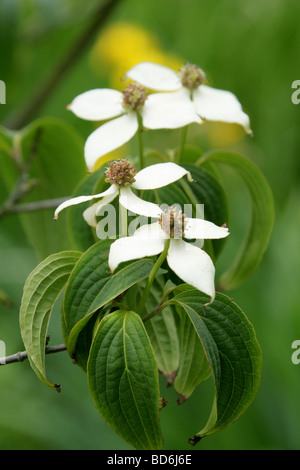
0;127;43;218
1;197;69;216
0;344;67;366
142;307;160;324
4;0;123;130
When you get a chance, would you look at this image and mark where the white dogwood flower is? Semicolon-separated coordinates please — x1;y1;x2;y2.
126;62;252;134
54;160;193;226
68;82;201;170
108;205;229;300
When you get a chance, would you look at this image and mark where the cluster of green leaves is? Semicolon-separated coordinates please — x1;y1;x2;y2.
2;116;274;449
0;117;87;258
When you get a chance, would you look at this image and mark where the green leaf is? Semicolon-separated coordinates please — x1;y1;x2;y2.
63;239;156;357
174;310;211;403
197;150;274;290
155;179;190;208
87;310;163;450
70;312;102;372
145;306;179;385
140;159;229;262
140;171;190;210
0;126;27;244
168;288;262;440
179;144;204;164
180;145;222;181
67;168;105;252
144;148;169;164
19;250;82;388
16;117;87;258
181;163;229;260
62;239;113;354
126;277;180;384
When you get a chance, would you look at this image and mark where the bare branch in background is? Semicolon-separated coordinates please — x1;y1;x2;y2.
0;127;43;218
2;197;70;216
0;344;67;366
4;0;123;130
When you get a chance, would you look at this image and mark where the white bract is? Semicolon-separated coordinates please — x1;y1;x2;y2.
126;62;252;134
68;82;201;171
54;160;193;227
108;205;229;301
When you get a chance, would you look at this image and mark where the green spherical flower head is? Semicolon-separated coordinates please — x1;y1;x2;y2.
105;159;137;187
178;63;207;90
122;83;148;112
159;206;186;239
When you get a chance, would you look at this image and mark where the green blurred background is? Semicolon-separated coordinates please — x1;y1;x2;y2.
0;0;300;450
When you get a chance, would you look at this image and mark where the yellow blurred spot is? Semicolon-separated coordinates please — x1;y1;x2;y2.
89;22;184;90
205;121;246;147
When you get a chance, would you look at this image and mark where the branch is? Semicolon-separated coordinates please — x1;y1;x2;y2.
0;197;69;217
4;0;123;130
0;127;43;219
0;344;67;366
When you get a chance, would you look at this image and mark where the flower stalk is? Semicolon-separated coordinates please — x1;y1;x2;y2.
176;125;188;163
119;203;128;237
137;112;145;170
138;238;170;314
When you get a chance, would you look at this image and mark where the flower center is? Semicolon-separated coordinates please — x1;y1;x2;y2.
159;206;186;239
122;83;147;111
178;63;206;90
105;159;137;187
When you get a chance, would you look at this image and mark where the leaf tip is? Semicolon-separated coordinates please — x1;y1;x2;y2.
159;369;177;387
188;435;202;446
177;394;188;405
158;397;169;411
